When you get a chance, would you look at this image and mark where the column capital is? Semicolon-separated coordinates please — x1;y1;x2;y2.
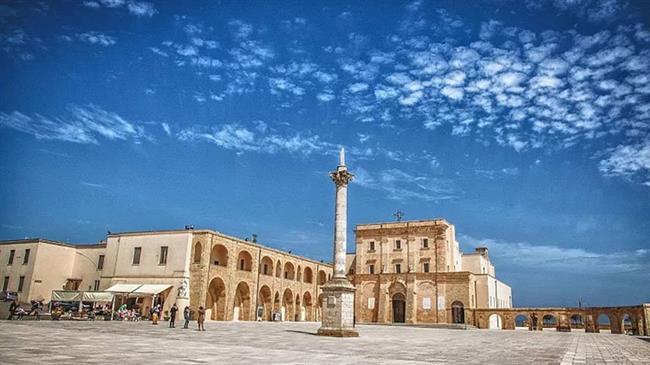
330;169;353;186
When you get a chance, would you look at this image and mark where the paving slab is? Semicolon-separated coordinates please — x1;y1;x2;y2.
0;320;648;364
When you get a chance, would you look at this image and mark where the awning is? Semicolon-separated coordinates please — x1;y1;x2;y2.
105;284;142;293
132;284;172;295
82;291;114;302
52;291;82;302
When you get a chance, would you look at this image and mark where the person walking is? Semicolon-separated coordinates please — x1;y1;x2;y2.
152;304;160;325
169;303;178;328
197;306;205;331
183;306;190;329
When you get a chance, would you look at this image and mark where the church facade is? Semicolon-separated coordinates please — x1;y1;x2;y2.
347;219;512;325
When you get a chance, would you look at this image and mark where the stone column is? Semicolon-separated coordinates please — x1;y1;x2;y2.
317;148;359;337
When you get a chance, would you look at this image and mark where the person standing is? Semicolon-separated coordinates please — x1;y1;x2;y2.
183;306;190;329
169;303;178;328
152;304;160;325
197;306;205;331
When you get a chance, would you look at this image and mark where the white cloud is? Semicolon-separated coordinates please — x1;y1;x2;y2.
77;32;116;47
126;1;156;16
353;167;457;201
0;105;149;144
440;86;464;101
599;142;650;184
348;82;369;93
161;123;171;136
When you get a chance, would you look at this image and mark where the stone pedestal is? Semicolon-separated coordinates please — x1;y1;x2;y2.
317;278;358;337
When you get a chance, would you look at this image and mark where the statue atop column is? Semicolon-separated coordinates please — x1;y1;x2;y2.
317;148;359;337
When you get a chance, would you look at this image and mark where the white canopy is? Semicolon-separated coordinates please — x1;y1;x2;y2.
132;284;172;295
105;284;142;293
51;290;114;302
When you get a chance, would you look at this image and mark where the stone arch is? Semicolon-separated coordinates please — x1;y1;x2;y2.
275;260;282;277
597;313;611;333
258;285;273;321
303;267;313;283
273;291;281;314
237;250;253;271
542;314;558;331
515;313;530;330
233;281;251;321
570;314;584;331
260;256;273;276
282;288;294;321
210;244;228;267
451;301;465;324
193;241;203;264
621;313;635;335
302;291;313;321
206;277;226;320
295;294;301;321
489;313;503;329
284;262;295;280
318;270;327;285
316;293;326;322
296;265;302;282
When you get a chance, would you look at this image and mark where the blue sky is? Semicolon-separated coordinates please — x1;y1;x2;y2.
1;0;649;307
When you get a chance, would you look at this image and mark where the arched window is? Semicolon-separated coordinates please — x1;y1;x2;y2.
260;256;273;276
303;267;313;283
237;250;253;271
210;244;228;267
193;242;202;264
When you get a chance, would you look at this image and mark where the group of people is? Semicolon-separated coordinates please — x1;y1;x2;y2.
162;303;206;331
7;300;43;320
115;304;142;321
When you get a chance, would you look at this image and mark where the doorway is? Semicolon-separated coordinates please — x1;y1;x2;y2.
392;293;406;323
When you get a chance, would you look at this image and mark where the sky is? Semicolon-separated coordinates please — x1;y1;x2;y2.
1;0;649;307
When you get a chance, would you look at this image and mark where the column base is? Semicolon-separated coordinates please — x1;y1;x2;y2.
317;277;359;337
317;328;359;337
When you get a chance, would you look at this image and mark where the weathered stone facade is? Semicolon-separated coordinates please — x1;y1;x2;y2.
188;230;332;322
350;219;511;325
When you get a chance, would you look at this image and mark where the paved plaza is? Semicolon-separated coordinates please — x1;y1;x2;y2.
0;320;648;364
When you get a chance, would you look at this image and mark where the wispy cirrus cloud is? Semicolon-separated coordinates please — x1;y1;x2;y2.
353;167;458;202
0;105;150;144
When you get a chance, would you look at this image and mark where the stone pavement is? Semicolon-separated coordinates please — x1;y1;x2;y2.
0;320;648;364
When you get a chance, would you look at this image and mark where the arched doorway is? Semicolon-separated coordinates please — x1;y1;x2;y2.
260;256;273;276
515;314;530;330
304;267;313;283
489;313;503;329
542;314;557;331
316;294;325;322
570;314;584;332
597;313;611;333
318;270;327;285
273;291;280;319
206;277;226;320
258;285;272;321
275;261;282;277
303;292;313;321
282;288;293;321
392;293;406;323
233;282;251;321
284;262;295;280
451;301;464;324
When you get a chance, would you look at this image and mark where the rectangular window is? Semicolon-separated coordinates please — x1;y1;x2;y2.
97;255;105;270
8;249;15;265
395;264;401;274
263;264;268;275
368;264;375;274
422;238;429;248
132;247;141;265
159;246;168;265
423;262;430;273
395;240;401;250
93;280;100;291
17;276;25;292
2;276;9;291
369;241;375;251
23;249;30;265
239;259;245;270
